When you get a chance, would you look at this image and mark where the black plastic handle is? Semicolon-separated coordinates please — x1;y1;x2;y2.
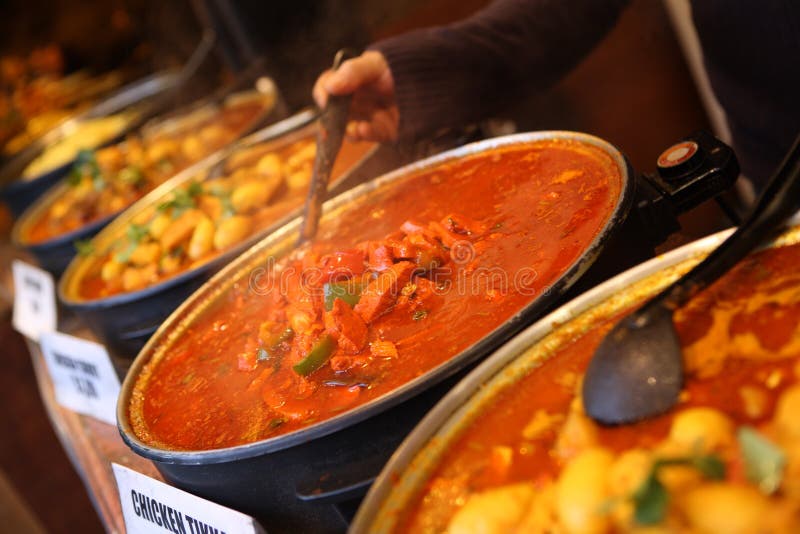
634;130;740;246
652;132;800;312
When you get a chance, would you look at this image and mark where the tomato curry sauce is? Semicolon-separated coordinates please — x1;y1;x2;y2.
129;139;623;451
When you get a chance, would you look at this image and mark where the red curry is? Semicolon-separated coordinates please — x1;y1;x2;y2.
398;241;800;533
129;139;623;451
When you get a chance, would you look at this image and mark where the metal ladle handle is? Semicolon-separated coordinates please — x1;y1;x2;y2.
297;49;358;245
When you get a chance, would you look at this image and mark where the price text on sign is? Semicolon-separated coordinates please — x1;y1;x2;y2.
12;260;57;341
39;332;120;425
112;464;263;534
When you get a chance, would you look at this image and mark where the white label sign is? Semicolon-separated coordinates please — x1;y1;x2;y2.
113;464;263;534
40;332;120;425
12;260;57;341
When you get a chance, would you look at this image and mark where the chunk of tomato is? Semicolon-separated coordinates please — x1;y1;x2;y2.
318;249;366;282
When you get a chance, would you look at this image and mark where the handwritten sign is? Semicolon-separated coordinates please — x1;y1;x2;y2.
40;332;120;425
12;260;57;341
113;464;263;534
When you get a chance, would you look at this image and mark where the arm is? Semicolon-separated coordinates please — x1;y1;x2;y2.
377;0;630;141
314;0;630;143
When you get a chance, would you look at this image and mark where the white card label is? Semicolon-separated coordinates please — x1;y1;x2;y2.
113;464;263;534
12;260;57;341
40;332;120;425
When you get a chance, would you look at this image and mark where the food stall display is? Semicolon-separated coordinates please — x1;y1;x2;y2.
2;6;787;534
59;115;376;359
1;45;126;157
0;71;181;217
17;90;275;246
20;112;135;180
108;129;745;532
75;134;370;297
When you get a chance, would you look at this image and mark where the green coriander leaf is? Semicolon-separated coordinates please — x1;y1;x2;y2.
632;453;726;526
187;180;204;197
157;187;198;218
114;242;136;263
74;149;96;167
738;426;786;494
118;166;144;186
74;238;95;257
691;454;726;480
632;473;669;525
68;149;102;188
126;223;149;243
67;167;82;186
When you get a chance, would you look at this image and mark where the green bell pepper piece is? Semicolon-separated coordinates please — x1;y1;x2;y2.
293;335;336;376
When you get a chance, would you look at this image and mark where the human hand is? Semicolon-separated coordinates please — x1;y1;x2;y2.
313;51;399;143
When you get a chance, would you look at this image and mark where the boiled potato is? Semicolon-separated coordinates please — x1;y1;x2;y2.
106;195;127;213
554;399;598;461
121;264;157;292
775;385;800;439
100;259;124;281
213;215;251;250
517;482;558;533
159;254;181;275
555;447;613;534
669;408;733;453
286;168;311;189
231;178;281;214
148;213;171;240
146;138;180;163
608;449;651;496
125;138;145;165
181;135;204;161
447;483;535;534
197;194;223;220
681;483;768;534
187;216;214;260
199;124;226;146
49;198;70;220
128;242;161;267
95;146;124;169
256;153;282;177
286;142;315;170
160;209;203;251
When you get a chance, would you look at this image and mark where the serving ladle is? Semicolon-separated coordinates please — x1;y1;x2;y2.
297;49;356;245
583;133;800;425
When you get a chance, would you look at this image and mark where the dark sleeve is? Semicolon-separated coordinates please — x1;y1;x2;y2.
372;0;631;142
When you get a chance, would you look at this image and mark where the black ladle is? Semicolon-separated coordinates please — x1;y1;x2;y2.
583;133;800;425
298;49;356;245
